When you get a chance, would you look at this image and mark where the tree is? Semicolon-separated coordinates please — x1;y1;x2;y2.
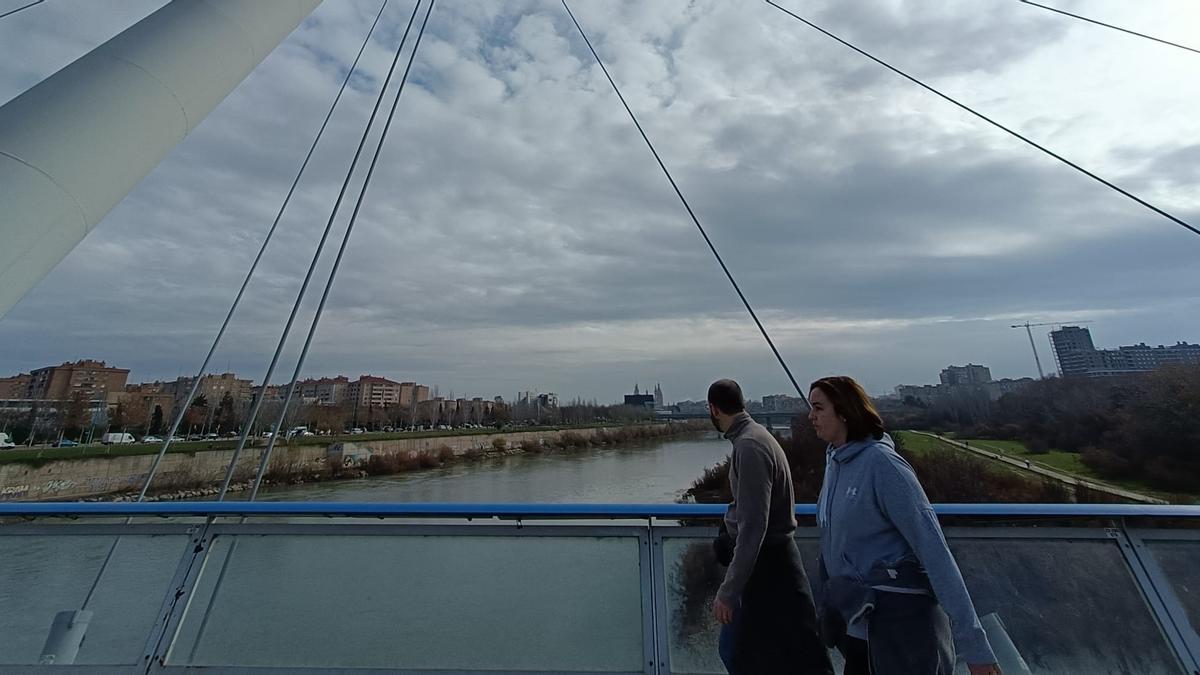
150;405;164;435
491;403;511;426
213;392;237;433
1097;366;1200;491
185;395;208;434
63;392;90;438
306;403;350;434
110;400;129;430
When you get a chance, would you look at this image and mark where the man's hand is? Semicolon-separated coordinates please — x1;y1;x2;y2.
713;596;735;625
968;664;1002;675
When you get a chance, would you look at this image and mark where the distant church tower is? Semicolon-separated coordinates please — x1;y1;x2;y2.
634;383;640;395
654;383;664;408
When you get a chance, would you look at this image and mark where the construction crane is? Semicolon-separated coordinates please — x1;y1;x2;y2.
1010;321;1092;379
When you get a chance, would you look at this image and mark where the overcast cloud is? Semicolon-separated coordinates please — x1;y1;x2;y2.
1;0;1197;402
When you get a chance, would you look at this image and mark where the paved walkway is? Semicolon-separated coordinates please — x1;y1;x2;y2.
909;431;1168;505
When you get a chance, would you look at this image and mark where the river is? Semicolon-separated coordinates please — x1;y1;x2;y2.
254;432;731;503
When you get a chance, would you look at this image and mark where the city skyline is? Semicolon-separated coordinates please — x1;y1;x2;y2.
1;1;1198;403
5;319;1200;407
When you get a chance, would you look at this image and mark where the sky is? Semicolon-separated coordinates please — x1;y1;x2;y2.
1;0;1197;403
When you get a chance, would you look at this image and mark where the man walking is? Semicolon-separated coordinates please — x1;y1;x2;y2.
709;379;832;674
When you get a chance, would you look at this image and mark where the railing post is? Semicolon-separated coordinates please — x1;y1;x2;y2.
1115;520;1200;674
641;517;660;675
139;520;219;672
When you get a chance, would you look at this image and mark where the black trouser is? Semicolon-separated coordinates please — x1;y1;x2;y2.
838;592;954;675
731;539;833;675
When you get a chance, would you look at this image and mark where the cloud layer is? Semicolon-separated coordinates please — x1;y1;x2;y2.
1;0;1197;401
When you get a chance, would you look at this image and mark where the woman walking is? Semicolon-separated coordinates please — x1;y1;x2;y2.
810;376;1002;675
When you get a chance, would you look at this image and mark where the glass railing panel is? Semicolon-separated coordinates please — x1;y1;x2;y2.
168;531;647;671
1143;539;1200;637
949;536;1183;674
661;532;1184;675
0;533;190;665
660;535;832;675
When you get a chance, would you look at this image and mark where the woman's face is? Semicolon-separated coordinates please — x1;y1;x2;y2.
808;387;848;446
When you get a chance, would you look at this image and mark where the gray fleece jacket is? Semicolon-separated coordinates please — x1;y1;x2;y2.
817;433;996;665
716;412;797;604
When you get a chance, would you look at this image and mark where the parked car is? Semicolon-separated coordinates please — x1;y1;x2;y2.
0;432;15;449
142;435;163;444
170;435;186;443
101;432;136;445
350;428;365;435
286;426;314;439
53;439;80;447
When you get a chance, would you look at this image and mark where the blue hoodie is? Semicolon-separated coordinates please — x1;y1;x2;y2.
816;433;996;665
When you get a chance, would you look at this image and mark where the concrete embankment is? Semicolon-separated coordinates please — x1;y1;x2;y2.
0;425;681;502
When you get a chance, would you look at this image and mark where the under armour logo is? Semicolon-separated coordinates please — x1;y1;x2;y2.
846;487;859;498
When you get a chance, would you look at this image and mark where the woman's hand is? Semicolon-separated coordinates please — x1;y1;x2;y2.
713;596;735;625
968;664;1002;675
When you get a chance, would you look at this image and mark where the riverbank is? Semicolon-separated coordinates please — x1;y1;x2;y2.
0;422;644;465
0;422;707;502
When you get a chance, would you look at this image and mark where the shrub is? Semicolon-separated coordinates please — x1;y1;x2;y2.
1081;445;1131;477
263;457;304;483
491;438;508;452
558;431;589;448
363;453;401;476
684;459;731;504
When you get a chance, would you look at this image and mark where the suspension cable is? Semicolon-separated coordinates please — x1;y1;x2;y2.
560;0;811;407
214;0;423;501
0;0;45;21
249;0;438;501
764;0;1200;240
185;4;436;658
134;0;392;503
78;0;392;613
1019;0;1200;56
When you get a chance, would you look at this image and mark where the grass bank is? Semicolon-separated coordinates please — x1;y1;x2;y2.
898;431;1189;502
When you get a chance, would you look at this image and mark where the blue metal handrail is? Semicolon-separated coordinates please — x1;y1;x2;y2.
2;502;1198;519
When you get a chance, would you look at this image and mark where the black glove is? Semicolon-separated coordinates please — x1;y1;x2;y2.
712;521;734;567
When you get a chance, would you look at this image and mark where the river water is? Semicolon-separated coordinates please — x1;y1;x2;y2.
255;432;731;503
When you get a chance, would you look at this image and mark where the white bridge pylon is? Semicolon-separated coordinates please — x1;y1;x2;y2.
0;0;322;317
